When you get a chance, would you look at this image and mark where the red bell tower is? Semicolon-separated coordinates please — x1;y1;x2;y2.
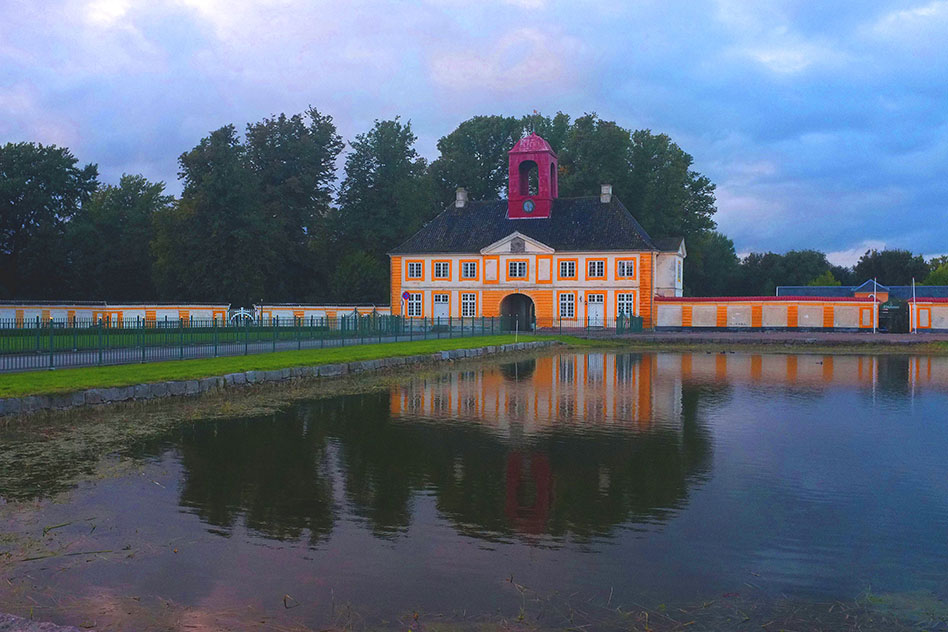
507;133;558;219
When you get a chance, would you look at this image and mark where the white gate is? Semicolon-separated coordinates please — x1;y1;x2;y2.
587;293;605;327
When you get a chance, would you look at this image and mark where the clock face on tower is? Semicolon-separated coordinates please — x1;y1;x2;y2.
522;199;535;213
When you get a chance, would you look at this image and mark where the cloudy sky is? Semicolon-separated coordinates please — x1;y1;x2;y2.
2;0;946;264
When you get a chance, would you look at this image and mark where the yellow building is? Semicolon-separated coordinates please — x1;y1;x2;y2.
389;134;685;329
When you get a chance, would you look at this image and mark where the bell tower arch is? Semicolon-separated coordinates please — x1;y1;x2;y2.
507;133;557;219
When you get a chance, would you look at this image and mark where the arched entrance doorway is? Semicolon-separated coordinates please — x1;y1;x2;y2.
500;293;535;331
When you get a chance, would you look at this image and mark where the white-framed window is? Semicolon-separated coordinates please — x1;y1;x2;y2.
406;261;423;279
559;293;575;319
617;259;636;278
433;293;449;304
508;260;527;279
461;293;477;317
559;260;576;278
461;261;477;279
433;261;450;279
587;259;605;278
406;292;423;317
617;293;636;316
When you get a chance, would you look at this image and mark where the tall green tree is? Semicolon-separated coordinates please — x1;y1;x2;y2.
684;231;739;296
429;115;524;204
331;118;436;301
733;250;831;296
830;265;856;286
0;142;97;298
153;125;273;306
853;249;930;285
924;262;948;286
330;250;389;304
521;111;571;152
245;108;343;300
928;255;948;271
808;270;841;286
624;129;717;239
432;112;719;254
556;114;633;200
67;174;172;300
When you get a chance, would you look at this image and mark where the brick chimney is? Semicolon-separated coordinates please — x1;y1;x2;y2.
600;184;613;203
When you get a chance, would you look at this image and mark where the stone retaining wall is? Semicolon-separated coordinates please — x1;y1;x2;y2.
0;341;557;417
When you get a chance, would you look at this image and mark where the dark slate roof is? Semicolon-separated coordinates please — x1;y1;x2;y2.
391;196;658;254
777;284;948;299
889;286;948;299
653;237;684;252
776;286;855;297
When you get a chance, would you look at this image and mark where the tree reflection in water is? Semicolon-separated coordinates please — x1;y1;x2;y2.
176;353;717;544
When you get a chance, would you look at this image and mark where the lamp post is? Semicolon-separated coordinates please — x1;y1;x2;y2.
873;277;878;334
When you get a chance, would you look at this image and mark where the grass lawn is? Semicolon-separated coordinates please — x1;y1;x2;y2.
0;335;577;399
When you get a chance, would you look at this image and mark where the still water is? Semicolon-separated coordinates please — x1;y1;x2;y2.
3;351;948;629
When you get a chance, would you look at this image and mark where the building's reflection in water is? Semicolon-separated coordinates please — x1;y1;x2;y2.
172;352;948;544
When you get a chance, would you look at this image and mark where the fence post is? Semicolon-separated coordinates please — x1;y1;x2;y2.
244;318;249;355
48;318;54;370
140;316;145;363
179;318;184;360
297;317;302;351
214;318;219;357
409;317;413;342
98;318;103;366
35;316;40;354
272;316;277;352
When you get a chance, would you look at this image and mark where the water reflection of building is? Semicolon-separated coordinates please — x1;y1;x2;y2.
392;352;948;436
390;353;684;432
172;352;948;545
675;352;948;395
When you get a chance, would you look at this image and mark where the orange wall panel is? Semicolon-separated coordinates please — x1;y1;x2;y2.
639;253;653;328
787;304;799;328
390;257;402;315
822;305;834;328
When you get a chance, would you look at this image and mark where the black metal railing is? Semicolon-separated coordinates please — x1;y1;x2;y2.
0;313;645;372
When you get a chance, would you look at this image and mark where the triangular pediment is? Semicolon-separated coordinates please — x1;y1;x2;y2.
853;279;889;292
480;231;555;255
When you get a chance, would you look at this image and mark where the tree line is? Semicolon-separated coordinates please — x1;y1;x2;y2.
692;236;948;296
2;108;946;305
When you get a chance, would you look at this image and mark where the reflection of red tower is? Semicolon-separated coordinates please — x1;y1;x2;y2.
507;133;558;220
504;451;553;534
